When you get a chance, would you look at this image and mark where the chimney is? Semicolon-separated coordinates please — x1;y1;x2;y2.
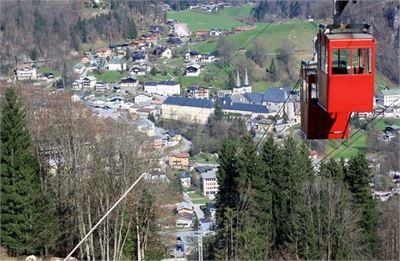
236;67;241;87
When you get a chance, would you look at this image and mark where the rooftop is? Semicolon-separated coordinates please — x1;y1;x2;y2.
380;88;400;96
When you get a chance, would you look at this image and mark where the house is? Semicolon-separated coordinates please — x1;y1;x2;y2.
153;46;172;59
95;81;109;91
129;65;146;76
179;171;192;188
72;79;83;89
187;86;209;99
377;89;400;108
96;47;112;58
167;129;182;142
134;93;152;104
144;80;181;96
108;57;126;71
200;54;216;63
195;29;209;37
82;76;97;89
149;25;164;34
209;28;223;36
167;37;182;45
16;64;37;80
74;63;85;74
185;50;201;63
200;167;219;199
119;76;138;89
151;135;164;150
132;51;147;63
169;152;190;169
174;22;190;37
176;213;193;228
134;118;155;136
176;201;193;214
185;64;201;77
137;107;158;119
81;55;91;64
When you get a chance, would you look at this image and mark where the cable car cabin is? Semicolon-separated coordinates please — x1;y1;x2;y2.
317;24;375;113
300;63;350;139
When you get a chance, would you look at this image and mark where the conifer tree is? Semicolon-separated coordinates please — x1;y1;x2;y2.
259;136;280;255
0;88;44;255
215;138;239;260
345;154;380;258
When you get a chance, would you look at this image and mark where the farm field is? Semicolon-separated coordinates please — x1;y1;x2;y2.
220;5;252;18
192;19;317;67
327;117;400;158
89;71;126;83
167;10;245;32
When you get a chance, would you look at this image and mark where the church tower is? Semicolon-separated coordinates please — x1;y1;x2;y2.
236;67;241;87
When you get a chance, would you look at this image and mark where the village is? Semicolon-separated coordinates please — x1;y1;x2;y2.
7;2;400;258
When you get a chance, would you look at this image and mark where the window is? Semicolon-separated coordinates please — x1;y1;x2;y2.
332;48;371;75
301;80;307;103
320;42;327;72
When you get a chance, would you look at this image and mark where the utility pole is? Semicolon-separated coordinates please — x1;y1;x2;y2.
198;231;203;261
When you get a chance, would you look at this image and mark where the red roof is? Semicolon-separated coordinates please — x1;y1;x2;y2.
172;152;190;158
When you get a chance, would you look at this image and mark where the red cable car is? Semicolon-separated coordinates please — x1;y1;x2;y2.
300;23;375;139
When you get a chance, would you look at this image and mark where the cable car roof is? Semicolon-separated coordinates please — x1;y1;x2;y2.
325;33;373;40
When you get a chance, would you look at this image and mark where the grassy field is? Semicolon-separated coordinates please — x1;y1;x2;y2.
327;132;368;159
37;67;61;77
191;152;218;164
374;117;400;130
192;20;317;58
327;117;400;158
89;71;126;83
220;5;252;18
251;81;278;93
187;191;209;205
167;10;246;31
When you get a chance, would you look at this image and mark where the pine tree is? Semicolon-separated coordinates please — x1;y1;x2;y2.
213;102;224;121
215;138;239;259
259;136;282;253
0;88;44;255
344;154;380;258
234;135;265;259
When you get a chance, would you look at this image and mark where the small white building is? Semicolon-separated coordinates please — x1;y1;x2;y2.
16;64;37;81
174;23;190;37
74;63;85;74
179;171;192;188
377;89;400;108
82;76;97;89
185;64;201;77
144;80;181;96
119;76;138;89
154;46;172;59
176;213;193;228
108;57;127;71
200;168;219;200
134;93;153;104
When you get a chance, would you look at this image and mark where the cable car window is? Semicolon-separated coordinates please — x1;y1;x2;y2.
332;48;350;74
311;83;318;99
352;48;371;74
301;80;307;103
320;43;327;72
